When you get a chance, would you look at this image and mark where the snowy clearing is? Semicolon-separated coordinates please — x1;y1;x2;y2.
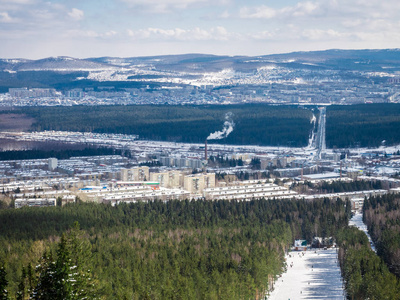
267;248;345;300
349;212;376;252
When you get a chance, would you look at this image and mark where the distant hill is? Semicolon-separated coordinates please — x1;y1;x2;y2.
0;56;117;72
1;49;400;91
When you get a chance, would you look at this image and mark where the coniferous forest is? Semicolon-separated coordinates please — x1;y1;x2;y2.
11;105;313;147
1;103;399;148
363;194;400;278
0;198;350;299
336;226;400;300
333;193;400;300
326;104;400;148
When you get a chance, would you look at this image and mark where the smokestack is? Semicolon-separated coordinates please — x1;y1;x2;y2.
205;140;208;161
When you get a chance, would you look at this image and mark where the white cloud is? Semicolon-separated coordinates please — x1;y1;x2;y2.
240;6;276;19
236;0;400;46
240;1;322;20
0;1;88;40
0;12;13;23
68;8;84;21
289;1;319;17
0;0;33;3
301;29;347;40
127;26;232;41
2;0;400;59
64;30;119;39
120;0;229;13
239;0;400;21
104;30;117;37
219;11;230;19
250;30;276;40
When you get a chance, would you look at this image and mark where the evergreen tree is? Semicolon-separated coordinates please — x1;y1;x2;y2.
31;223;96;300
31;251;58;299
0;264;8;300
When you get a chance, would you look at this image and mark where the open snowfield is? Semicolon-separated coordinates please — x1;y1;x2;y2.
267;248;345;300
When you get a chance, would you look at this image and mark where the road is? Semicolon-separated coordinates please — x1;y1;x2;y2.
315;107;326;159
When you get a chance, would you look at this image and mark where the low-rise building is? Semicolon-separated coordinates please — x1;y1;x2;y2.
15;198;56;208
203;182;297;200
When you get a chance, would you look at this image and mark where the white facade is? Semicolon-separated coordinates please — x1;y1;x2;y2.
48;158;58;171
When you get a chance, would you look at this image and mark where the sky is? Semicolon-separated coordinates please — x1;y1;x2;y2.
1;0;400;59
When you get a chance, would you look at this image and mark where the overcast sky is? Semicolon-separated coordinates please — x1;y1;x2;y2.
1;0;399;59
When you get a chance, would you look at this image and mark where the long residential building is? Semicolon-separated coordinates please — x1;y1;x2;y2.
203;182;297;200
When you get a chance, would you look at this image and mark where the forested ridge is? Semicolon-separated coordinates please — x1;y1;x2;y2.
326;104;400;148
336;226;400;299
0;147;123;161
0;198;350;299
334;193;400;299
363;194;400;278
291;179;383;195
4;105;314;147
2;103;399;148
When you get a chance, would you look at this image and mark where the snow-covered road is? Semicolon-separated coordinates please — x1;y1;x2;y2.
349;211;376;252
267;249;345;300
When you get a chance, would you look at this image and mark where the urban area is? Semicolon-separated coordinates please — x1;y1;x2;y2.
2;108;400;211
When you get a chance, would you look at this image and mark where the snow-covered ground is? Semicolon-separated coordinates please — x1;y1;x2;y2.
267;248;345;300
349;212;376;252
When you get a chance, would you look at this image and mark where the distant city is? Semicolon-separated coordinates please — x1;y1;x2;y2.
1;49;400;106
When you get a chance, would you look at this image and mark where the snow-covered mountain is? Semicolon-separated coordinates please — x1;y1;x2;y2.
0;56;119;72
1;49;400;90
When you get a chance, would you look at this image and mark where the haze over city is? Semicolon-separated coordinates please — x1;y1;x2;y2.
1;0;400;58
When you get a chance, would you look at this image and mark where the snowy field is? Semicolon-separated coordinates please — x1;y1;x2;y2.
349;212;376;252
267;248;345;300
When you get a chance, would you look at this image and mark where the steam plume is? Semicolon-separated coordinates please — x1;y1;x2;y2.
207;112;235;140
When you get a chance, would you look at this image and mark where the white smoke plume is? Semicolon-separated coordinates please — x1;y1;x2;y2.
207;112;235;140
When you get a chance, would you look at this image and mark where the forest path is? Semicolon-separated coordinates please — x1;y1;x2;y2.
349;211;376;252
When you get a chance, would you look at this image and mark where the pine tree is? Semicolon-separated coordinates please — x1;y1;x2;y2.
0;264;8;300
31;251;58;299
63;222;97;300
31;222;96;300
16;267;26;300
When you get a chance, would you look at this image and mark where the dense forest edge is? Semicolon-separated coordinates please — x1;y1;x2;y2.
335;193;400;299
0;198;349;299
1;103;400;148
336;226;400;299
326;104;400;148
363;194;400;278
13;104;314;147
0;147;124;161
1;196;400;299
